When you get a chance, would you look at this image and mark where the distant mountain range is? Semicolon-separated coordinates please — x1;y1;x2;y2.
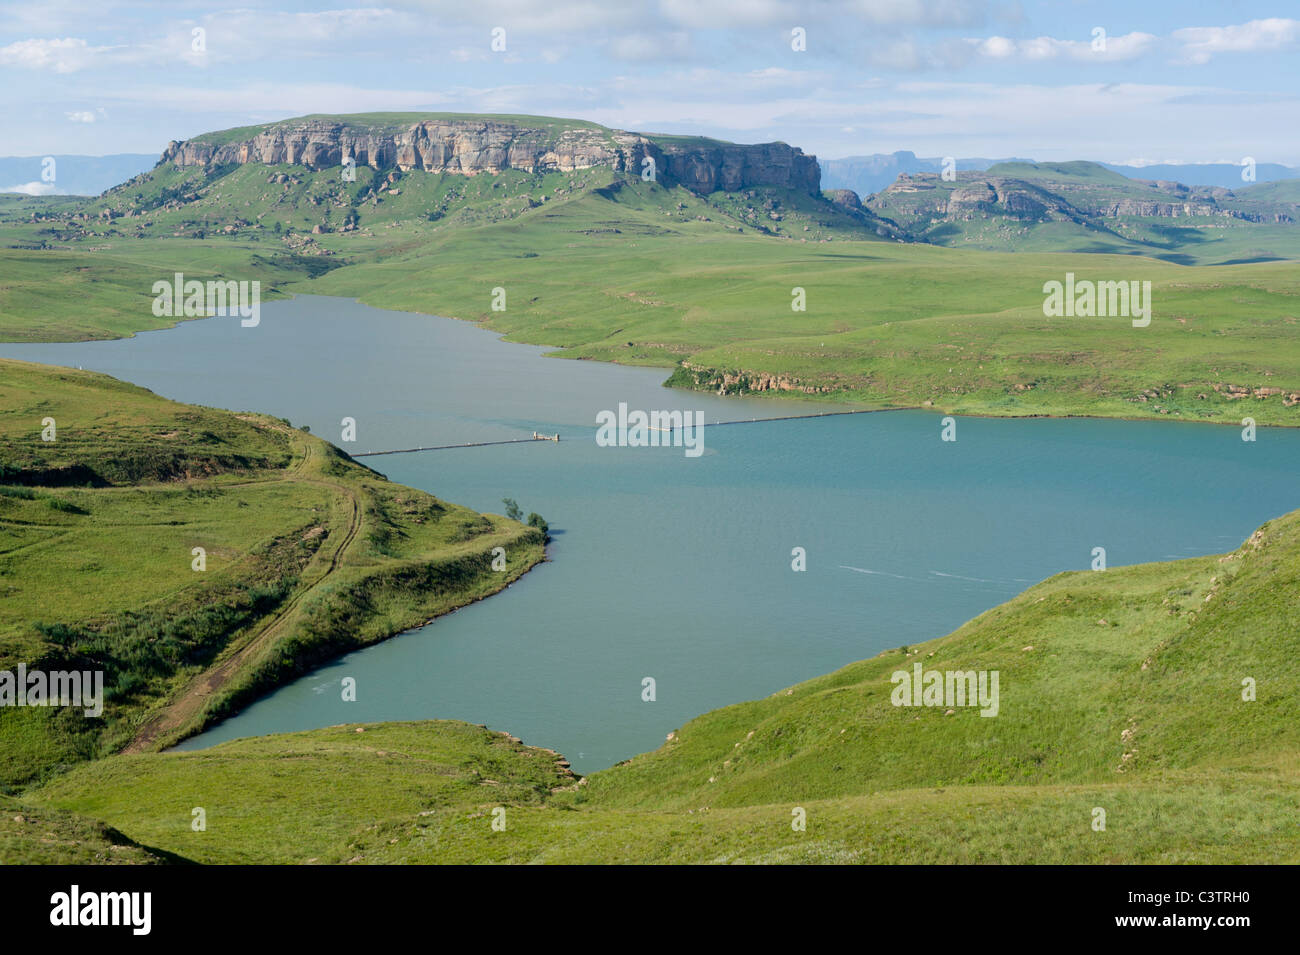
823;151;1300;198
820;152;1034;197
0;154;157;196
7;141;1299;202
1100;161;1300;190
864;160;1300;263
9;115;1298;266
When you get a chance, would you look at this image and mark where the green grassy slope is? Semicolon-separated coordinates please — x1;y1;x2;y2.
0;360;546;788
24;722;575;864
0;796;178;864
0;246;306;342
26;510;1300;864
984;161;1138;184
2;128;1298;426
307;217;1300;423
589;523;1291;808
1237;180;1300;204
865;160;1300;264
0;358;291;483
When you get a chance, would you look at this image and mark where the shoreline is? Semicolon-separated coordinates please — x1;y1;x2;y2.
4;287;1297;431
165;543;551;755
320;291;1300;432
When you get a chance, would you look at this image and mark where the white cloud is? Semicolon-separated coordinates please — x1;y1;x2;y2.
105;81;457;116
565;74;1300;165
0;10;423;75
800;80;1300;164
655;0;800;30
846;0;990;29
395;1;646;33
393;0;992;34
140;9;412;68
2;181;58;195
1174;18;1300;64
972;31;1155;63
606;31;691;62
977;36;1015;58
610;66;829;102
0;2;124;37
0;37;109;72
655;0;991;30
66;110;97;122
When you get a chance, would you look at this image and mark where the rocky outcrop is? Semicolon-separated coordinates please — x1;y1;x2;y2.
946;181;1000;213
824;188;862;211
677;362;832;395
1100;199;1222;217
159;117;821;195
652;140;819;193
868;169;1294;224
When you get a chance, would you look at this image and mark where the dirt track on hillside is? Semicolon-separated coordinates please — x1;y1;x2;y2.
123;439;361;754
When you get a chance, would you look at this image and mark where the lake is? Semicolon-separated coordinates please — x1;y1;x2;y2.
4;295;1297;773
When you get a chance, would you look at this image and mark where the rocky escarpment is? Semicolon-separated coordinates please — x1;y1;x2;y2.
875;174;1092;222
673;362;834;396
869;169;1293;225
159;117;821;195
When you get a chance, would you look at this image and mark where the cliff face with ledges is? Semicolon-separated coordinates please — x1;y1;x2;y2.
868;169;1294;225
159;117;821;195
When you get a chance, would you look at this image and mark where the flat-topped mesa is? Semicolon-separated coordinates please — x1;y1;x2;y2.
158;117;821;194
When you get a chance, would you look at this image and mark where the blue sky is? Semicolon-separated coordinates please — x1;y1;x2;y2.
2;0;1298;166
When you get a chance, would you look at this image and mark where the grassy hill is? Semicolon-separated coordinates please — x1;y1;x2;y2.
1238;180;1300;204
866;160;1300;264
1;118;1299;428
20;509;1300;864
0;795;179;864
0;360;545;789
20;722;576;864
984;160;1139;184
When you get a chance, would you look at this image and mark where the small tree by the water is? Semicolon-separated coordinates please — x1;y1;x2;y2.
502;498;523;521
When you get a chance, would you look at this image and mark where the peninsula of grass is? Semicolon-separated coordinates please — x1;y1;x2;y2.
0;359;546;789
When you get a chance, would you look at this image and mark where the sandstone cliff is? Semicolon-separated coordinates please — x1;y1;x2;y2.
159;116;821;195
870;170;1292;224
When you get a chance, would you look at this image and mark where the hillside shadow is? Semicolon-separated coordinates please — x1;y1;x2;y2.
1215;255;1288;265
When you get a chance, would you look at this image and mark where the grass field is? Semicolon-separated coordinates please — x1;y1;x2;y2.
16;507;1300;864
0;359;546;789
306;209;1300;425
2;118;1299;864
3;154;1298;425
0;795;177;864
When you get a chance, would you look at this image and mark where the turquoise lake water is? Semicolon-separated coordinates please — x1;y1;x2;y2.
4;295;1298;772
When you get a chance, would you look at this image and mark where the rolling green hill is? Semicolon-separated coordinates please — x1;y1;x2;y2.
865;160;1300;264
21;508;1300;864
1;116;1299;428
984;160;1138;184
0;795;178;864
1237;179;1300;204
4;114;1300;865
0;360;545;789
